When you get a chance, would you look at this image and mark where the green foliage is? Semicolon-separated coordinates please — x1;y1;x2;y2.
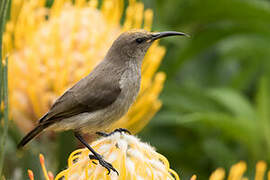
140;0;270;178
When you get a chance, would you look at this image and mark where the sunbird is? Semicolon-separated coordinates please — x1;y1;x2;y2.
18;29;188;174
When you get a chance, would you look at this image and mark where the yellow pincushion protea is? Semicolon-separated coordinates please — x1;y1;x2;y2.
209;161;270;180
3;0;166;133
29;133;179;180
28;140;270;180
55;133;179;180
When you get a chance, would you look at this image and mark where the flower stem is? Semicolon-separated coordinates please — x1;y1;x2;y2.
0;0;10;177
0;57;8;178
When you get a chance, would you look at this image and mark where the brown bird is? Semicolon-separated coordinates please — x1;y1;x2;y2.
17;29;188;174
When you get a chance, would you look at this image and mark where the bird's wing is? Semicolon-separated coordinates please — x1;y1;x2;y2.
39;72;121;123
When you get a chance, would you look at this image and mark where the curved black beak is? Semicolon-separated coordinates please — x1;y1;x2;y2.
151;31;190;41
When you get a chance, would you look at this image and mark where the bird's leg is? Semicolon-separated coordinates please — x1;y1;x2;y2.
74;132;119;175
96;128;131;137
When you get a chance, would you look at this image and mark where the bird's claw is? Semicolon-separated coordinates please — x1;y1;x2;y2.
89;154;119;175
99;157;119;175
96;128;131;137
113;128;131;135
89;155;98;164
96;131;109;137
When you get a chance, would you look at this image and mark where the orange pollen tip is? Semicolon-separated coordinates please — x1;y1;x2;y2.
28;169;34;180
191;174;197;180
48;171;54;180
39;154;45;164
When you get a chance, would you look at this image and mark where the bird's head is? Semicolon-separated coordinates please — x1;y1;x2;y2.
107;29;189;62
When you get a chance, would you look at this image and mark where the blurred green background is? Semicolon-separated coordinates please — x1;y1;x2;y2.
141;0;270;179
1;0;270;179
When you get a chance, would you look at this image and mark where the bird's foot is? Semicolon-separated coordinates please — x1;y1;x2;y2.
96;128;131;137
89;154;119;175
113;128;131;135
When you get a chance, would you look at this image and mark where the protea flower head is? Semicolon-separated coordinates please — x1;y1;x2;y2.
29;133;179;180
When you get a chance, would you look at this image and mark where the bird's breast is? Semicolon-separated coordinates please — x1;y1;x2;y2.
84;62;141;131
118;61;141;110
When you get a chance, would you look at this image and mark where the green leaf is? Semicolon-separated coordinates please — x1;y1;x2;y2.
176;0;270;26
207;88;256;119
255;77;270;160
181;112;259;154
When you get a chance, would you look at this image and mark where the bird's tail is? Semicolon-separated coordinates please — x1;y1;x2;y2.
17;123;51;149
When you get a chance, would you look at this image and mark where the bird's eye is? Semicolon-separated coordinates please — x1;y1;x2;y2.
135;38;144;44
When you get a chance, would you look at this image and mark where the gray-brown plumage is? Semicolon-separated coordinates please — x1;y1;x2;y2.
17;29;188;174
